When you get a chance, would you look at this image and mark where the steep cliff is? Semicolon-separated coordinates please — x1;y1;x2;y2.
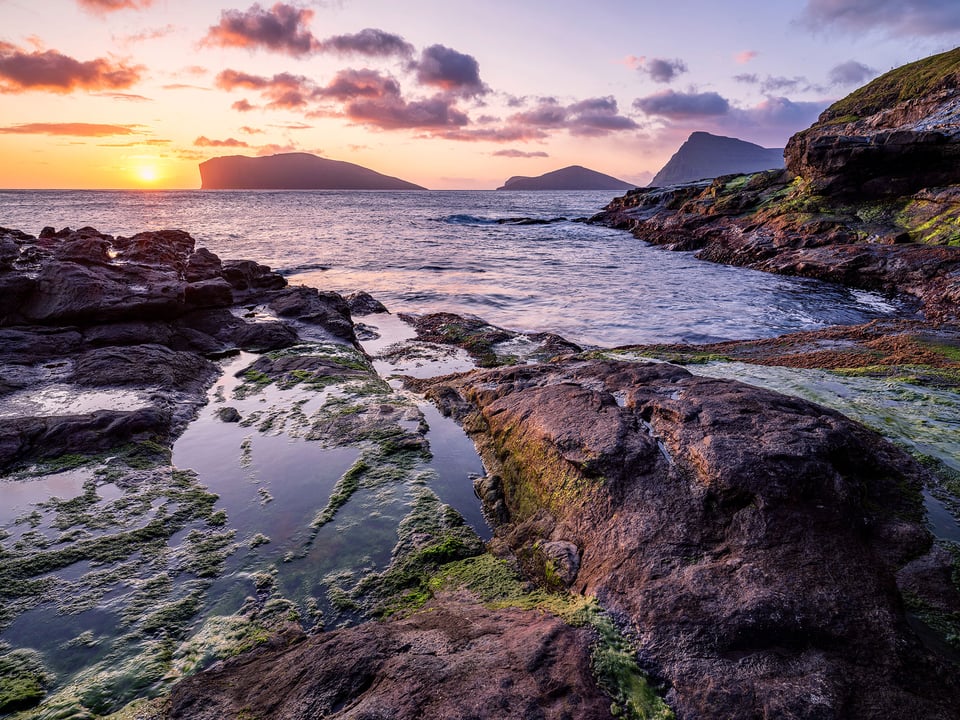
650;132;784;186
199;152;426;190
785;47;960;197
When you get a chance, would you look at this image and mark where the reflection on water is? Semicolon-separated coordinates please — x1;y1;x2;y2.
686;361;960;540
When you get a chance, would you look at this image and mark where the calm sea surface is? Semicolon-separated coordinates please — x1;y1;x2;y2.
0;189;904;346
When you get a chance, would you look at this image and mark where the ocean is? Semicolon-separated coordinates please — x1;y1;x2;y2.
0;189;904;346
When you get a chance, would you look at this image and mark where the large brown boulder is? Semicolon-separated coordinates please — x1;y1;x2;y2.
426;359;960;719
168;591;614;720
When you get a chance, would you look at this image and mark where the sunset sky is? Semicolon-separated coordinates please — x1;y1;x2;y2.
1;0;958;189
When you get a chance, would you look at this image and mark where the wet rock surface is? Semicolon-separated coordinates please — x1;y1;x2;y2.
0;226;357;471
169;590;614;720
593;172;960;322
400;311;582;367
425;358;960;719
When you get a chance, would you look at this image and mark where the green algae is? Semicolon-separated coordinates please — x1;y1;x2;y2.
427;554;674;720
349;488;484;617
0;646;52;714
311;459;368;528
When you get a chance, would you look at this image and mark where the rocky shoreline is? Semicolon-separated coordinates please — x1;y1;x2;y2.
0;219;958;719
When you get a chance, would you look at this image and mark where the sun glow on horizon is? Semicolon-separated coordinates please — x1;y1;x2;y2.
135;165;159;184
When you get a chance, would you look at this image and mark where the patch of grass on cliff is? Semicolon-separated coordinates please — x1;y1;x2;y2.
820;47;960;123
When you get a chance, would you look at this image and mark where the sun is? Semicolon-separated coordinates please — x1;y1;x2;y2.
136;165;159;184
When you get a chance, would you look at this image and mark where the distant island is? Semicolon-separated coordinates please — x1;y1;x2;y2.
199;152;426;190
650;132;784;186
497;165;634;191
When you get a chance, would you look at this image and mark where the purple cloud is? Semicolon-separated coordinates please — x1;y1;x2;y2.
640;57;688;83
317;69;401;101
828;60;878;85
0;42;142;93
203;2;320;56
319;28;414;57
415;44;487;97
507;96;639;136
216;69;316;108
566;96;641;135
801;0;960;35
344;93;469;130
492;149;549;158
633;90;730;119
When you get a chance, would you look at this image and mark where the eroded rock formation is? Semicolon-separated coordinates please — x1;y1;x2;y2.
425;358;960;719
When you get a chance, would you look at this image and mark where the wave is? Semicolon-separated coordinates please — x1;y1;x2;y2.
435;214;568;226
278;262;331;275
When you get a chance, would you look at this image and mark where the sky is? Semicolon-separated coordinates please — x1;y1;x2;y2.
0;0;958;190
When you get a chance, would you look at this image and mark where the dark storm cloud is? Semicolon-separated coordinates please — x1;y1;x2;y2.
414;44;487;97
203;2;321;56
801;0;960;35
828;60;878;85
633;90;730;118
319;28;414;57
0;42;142;93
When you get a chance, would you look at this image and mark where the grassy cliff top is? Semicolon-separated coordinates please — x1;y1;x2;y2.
820;46;960;124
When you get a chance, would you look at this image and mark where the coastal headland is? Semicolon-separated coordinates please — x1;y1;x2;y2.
1;48;960;720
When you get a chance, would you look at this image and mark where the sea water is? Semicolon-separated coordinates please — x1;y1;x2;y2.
0;189;905;346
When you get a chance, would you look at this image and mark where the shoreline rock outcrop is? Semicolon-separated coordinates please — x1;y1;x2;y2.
424;358;960;719
592;47;960;322
0;225;357;471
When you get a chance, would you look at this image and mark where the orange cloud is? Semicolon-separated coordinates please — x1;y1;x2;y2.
78;0;153;14
203;2;320;57
735;50;758;64
194;135;250;148
0;122;140;136
0;42;142;93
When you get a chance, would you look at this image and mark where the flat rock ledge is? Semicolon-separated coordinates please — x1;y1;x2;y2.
0;225;356;471
425;358;960;719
